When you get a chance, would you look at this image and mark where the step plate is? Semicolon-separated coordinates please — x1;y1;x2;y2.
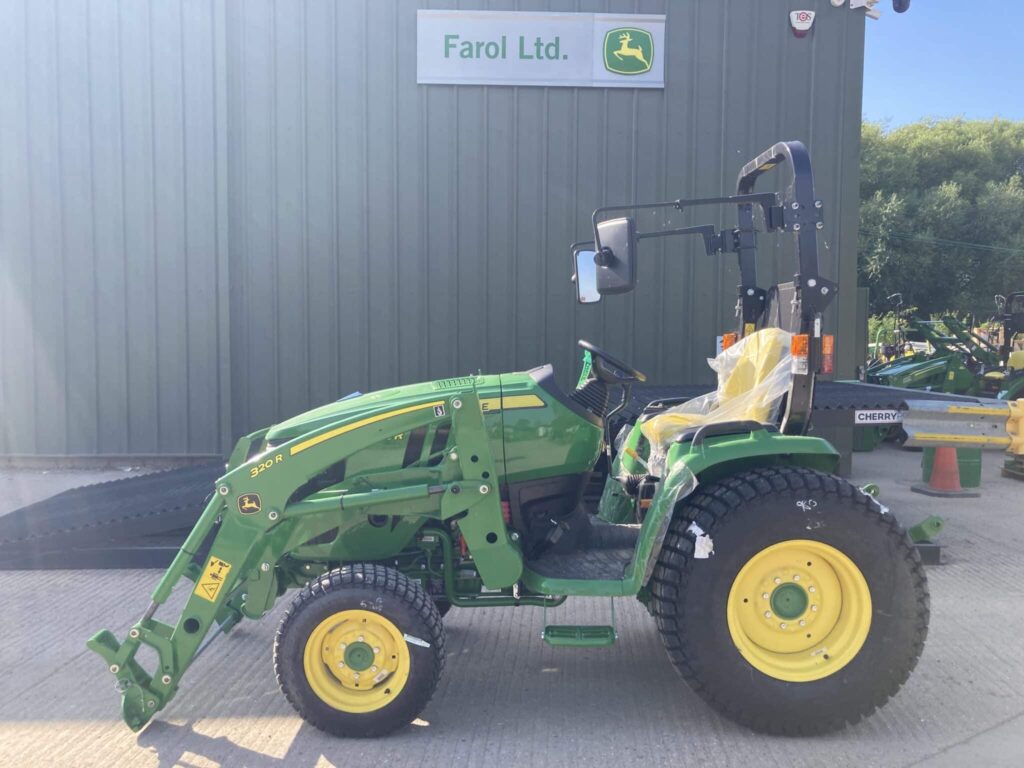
543;625;616;647
526;546;633;580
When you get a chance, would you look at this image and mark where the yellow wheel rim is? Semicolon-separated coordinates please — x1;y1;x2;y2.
302;609;410;713
727;539;872;683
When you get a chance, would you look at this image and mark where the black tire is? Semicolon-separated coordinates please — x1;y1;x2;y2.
274;563;445;737
651;466;929;735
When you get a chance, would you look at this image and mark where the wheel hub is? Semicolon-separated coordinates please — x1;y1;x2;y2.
770;582;808;620
726;539;872;683
343;641;375;671
303;609;411;713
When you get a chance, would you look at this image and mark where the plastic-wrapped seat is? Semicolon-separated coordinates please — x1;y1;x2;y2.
641;327;792;452
984;350;1024;380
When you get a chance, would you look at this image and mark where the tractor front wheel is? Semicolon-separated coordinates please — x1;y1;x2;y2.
651;466;929;735
274;563;445;737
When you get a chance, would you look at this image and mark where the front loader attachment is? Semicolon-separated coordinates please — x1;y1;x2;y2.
88;387;520;731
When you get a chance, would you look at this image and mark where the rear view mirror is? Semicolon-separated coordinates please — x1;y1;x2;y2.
572;247;601;304
593;217;637;295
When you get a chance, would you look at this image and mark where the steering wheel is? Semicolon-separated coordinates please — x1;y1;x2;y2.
578;340;647;384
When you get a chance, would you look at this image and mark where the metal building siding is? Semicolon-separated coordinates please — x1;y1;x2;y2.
1;0;224;455
1;0;864;455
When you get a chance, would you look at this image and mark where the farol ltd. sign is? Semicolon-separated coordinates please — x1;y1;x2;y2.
417;10;666;88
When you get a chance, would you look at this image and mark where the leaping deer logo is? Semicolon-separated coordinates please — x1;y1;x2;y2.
613;32;649;68
603;28;653;75
238;494;262;514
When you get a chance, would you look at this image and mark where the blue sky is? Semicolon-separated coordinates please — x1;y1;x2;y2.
862;0;1024;126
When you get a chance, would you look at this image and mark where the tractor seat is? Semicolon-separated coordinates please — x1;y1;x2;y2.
985;350;1024;379
640;328;792;448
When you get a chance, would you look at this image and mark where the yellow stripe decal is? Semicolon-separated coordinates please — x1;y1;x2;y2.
914;432;1011;446
290;401;446;455
501;394;546;409
946;406;1010;417
480;394;545;413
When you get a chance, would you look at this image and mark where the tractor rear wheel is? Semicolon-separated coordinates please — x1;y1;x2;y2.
651;466;929;735
274;563;445;737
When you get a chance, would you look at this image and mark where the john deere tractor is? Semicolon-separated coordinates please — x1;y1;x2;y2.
89;141;928;738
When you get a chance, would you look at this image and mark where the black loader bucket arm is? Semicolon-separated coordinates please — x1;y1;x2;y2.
736;140;836;435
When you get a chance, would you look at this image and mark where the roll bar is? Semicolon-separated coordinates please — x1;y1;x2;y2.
581;140;836;435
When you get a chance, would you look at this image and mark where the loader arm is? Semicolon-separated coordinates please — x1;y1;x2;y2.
87;388;520;731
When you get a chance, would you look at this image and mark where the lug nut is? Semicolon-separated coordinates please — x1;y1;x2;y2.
793;575;800;581
373;647;380;654
811;604;818;612
357;636;364;642
479;484;489;494
799;620;807;627
764;611;773;618
161;675;172;685
449;452;458;461
774;577;782;585
808;586;816;593
780;623;787;629
109;664;120;674
261;562;270;572
129;629;140;639
338;661;345;668
762;592;769;599
371;665;378;672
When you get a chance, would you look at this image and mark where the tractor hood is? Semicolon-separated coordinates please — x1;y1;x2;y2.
265;375;503;444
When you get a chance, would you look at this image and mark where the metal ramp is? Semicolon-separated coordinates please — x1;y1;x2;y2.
0;462;221;570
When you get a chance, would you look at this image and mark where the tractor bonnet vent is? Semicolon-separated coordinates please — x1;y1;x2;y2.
571;379;610;420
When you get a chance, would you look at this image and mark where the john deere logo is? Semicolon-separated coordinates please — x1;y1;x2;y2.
237;493;262;515
603;28;653;75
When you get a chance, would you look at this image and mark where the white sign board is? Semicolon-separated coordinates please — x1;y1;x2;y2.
417;11;666;89
854;410;904;425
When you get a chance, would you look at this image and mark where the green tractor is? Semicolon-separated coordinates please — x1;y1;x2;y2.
89;142;928;738
864;295;1024;399
981;292;1024;400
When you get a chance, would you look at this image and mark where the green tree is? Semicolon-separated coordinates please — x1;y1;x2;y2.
858;119;1024;317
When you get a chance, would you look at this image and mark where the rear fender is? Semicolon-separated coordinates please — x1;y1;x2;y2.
633;429;839;586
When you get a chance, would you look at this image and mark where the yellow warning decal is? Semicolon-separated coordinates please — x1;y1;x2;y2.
194;556;233;602
743;323;756;337
479;394;546;413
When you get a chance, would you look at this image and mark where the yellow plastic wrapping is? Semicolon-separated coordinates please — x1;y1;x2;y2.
641;327;793;472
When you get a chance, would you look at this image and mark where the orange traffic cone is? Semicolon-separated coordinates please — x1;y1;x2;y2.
912;446;980;498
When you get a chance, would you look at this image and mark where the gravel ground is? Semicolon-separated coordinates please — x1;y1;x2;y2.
1;445;1023;768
